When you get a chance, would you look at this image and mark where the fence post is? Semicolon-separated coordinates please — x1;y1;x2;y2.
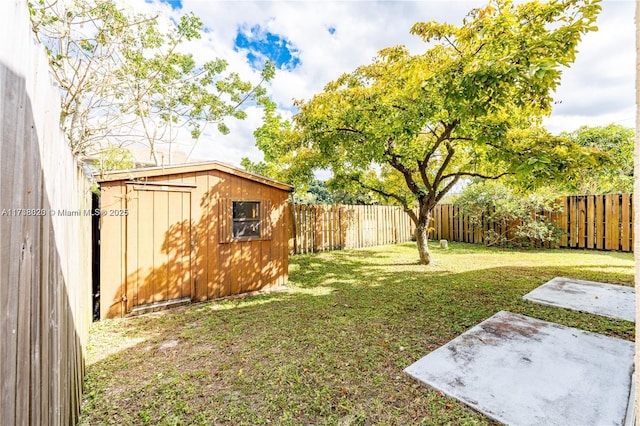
621;194;631;251
586;196;595;249
288;203;297;254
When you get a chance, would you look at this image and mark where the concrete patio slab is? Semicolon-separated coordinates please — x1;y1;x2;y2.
404;311;634;426
523;277;635;322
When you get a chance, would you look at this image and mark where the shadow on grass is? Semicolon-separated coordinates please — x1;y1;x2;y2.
80;243;634;425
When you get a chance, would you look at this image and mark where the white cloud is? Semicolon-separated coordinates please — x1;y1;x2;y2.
189;105;265;163
138;0;636;165
545;0;635;133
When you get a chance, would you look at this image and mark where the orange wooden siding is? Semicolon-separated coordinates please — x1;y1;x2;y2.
99;166;291;319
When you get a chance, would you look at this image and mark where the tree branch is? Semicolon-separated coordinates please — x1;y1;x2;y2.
423;123;439;139
418;160;434;194
485;141;518;155
441;171;512;180
335;127;365;135
443;35;463;56
231;74;269;110
349;176;419;224
421;120;459;167
384;139;423;197
435;175;461;203
431;142;456;189
473;42;486;56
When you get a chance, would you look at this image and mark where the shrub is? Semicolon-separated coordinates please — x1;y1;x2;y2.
454;182;563;248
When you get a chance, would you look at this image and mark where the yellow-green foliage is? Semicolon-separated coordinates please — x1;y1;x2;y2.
455;181;564;247
254;0;602;263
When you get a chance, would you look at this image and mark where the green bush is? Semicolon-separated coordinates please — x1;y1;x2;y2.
455;182;563;248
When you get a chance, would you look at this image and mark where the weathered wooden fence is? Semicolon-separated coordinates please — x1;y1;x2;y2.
1;2;93;425
291;194;634;255
431;194;634;252
289;204;415;254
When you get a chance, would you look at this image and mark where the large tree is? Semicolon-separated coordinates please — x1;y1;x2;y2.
29;0;274;164
254;0;601;264
561;124;634;194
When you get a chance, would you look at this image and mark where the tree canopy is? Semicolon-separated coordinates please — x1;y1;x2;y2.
252;0;601;264
560;124;634;194
29;0;274;165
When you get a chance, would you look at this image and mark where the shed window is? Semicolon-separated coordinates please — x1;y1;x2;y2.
232;201;260;238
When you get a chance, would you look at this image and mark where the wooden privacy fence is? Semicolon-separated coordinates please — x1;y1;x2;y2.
1;3;93;425
431;194;634;252
291;194;634;255
289;204;415;254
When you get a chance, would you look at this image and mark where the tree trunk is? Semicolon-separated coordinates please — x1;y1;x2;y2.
416;223;431;265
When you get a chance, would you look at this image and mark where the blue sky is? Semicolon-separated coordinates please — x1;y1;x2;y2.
159;0;301;71
153;0;182;9
234;24;301;70
138;0;635;166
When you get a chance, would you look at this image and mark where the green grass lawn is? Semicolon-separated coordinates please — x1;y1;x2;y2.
79;242;635;425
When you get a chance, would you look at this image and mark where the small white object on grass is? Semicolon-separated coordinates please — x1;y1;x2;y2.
439;240;448;249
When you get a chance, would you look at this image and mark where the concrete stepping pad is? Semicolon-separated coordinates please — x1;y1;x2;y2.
523;277;635;322
404;311;634;426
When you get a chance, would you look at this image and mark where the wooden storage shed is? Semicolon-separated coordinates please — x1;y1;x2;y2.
96;161;293;319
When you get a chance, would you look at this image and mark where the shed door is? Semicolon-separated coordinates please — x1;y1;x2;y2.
126;186;193;313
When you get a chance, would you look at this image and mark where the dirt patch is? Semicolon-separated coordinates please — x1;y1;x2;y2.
480;314;549;340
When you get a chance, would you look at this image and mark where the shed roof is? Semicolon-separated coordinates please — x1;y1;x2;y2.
96;161;293;192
